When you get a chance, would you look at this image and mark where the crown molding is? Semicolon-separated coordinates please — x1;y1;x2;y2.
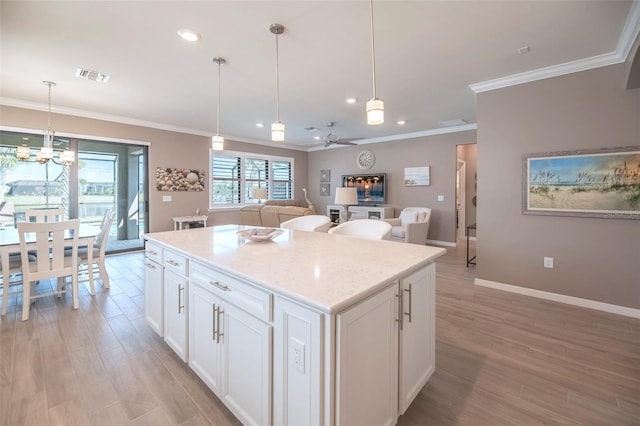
469;0;640;93
0;97;309;152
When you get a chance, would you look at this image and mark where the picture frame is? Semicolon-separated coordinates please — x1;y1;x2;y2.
320;169;331;182
404;166;430;186
522;146;640;219
156;167;205;191
320;183;330;196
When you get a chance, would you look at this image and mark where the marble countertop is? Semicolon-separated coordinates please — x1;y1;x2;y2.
144;224;446;313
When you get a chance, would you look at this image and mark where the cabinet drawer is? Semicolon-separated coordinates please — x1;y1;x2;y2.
190;261;272;322
164;249;188;276
145;241;163;264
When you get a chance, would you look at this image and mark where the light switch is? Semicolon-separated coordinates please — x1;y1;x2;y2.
163;195;172;202
437;195;444;201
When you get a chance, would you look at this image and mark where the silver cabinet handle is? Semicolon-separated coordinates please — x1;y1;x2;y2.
147;249;158;256
396;292;403;331
404;283;413;323
178;284;184;314
167;259;180;267
212;303;218;341
209;281;230;292
145;262;156;269
216;306;224;343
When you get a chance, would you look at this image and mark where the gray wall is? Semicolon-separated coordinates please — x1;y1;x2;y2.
308;131;477;244
476;63;640;309
0;105;308;232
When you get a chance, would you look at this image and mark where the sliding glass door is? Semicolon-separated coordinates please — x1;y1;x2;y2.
0;130;148;252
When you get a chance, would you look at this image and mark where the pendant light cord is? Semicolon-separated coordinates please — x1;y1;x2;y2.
275;31;280;122
47;83;52;130
216;60;221;135
370;0;377;99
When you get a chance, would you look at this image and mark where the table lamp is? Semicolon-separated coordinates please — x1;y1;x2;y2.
252;187;268;205
334;187;358;223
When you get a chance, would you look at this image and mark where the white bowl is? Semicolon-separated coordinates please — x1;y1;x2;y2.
237;228;283;242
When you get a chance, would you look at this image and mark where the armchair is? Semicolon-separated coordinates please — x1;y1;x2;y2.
384;207;431;245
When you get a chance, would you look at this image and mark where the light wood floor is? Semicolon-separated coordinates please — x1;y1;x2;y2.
1;244;638;425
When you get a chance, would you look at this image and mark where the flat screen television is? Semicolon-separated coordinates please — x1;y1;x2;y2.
341;173;386;205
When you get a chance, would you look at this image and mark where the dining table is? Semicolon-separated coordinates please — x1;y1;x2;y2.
0;223;101;315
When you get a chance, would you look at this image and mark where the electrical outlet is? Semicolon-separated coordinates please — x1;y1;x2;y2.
290;338;305;373
437;195;444;201
544;257;554;268
162;195;172;202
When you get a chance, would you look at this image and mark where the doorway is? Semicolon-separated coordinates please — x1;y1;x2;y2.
0;130;148;252
456;144;477;242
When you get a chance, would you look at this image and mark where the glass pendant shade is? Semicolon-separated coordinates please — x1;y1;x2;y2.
16;145;30;160
39;146;54;161
59;150;75;164
366;98;384;125
211;135;224;151
271;121;285;142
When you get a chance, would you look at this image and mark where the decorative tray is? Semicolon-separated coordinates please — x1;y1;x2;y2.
237;228;283;242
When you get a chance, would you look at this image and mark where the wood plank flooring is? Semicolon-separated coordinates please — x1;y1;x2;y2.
1;243;638;425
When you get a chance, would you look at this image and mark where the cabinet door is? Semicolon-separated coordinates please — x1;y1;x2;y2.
222;302;272;426
336;284;398;426
144;259;163;336
164;269;188;361
189;283;223;395
398;263;436;414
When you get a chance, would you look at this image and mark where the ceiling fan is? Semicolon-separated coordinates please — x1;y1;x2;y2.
321;122;362;148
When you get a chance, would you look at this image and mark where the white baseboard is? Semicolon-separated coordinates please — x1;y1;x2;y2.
427;239;457;247
475;278;640;319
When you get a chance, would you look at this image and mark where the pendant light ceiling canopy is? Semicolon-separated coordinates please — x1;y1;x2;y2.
16;81;75;165
270;23;285;142
212;57;226;151
366;0;384;126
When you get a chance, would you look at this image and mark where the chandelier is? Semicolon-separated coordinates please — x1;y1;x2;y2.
16;81;75;165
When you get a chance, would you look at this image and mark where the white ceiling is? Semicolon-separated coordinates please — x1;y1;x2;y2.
1;1;638;151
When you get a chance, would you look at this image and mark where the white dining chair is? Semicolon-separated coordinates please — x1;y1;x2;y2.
0;253;26;315
18;219;80;321
25;207;65;223
328;219;392;241
280;215;332;232
77;209;114;294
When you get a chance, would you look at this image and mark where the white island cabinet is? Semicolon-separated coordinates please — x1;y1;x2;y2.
144;225;445;425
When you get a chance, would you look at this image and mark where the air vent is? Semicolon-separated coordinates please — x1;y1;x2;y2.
75;68;111;83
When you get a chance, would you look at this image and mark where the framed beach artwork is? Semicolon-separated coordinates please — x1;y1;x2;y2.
523;146;640;219
404;166;430;186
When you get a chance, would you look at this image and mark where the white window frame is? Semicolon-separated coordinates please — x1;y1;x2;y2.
209;149;295;210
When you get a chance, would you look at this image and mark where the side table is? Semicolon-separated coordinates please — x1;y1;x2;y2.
173;215;208;230
466;223;476;267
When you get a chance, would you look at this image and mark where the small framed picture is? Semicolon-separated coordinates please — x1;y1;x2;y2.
404;166;430;186
320;183;330;196
320;169;331;182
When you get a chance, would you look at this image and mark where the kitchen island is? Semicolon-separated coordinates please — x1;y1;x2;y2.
144;224;445;425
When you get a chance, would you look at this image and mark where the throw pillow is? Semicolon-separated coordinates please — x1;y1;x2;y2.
400;210;418;225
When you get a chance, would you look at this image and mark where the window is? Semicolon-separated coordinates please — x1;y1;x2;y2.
210;150;294;209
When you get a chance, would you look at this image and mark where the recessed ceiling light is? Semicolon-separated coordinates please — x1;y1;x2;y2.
397;120;406;125
256;123;264;128
314;136;321;140
22;137;29;141
178;29;200;42
345;97;357;104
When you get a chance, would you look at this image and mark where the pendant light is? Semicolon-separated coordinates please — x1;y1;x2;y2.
16;81;75;165
270;23;285;142
366;0;384;125
212;57;226;151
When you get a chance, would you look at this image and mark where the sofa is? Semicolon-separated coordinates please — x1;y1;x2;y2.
240;200;315;227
